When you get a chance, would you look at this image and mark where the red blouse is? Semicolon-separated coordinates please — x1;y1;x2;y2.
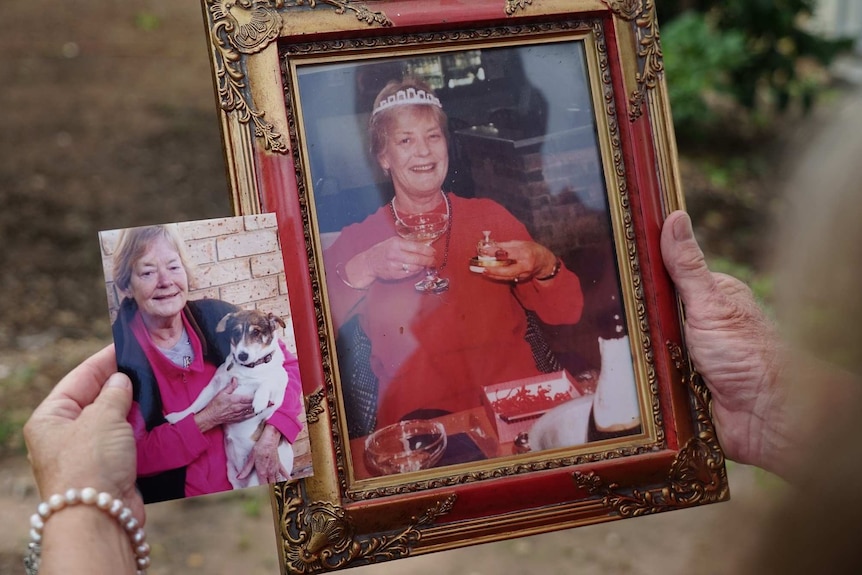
324;194;584;428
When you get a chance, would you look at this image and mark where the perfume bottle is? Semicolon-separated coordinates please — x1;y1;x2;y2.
476;230;498;262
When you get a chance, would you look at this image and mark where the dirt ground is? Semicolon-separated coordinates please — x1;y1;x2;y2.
0;0;858;573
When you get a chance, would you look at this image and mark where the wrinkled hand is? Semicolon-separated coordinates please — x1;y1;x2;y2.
23;345;144;526
343;237;435;288
195;378;254;433
481;240;558;283
238;424;289;484
660;211;790;474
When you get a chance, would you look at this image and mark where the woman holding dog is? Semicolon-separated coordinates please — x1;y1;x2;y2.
109;225;303;503
324;78;584;438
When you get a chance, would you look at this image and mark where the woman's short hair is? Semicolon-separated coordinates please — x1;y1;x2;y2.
368;77;449;159
112;224;195;294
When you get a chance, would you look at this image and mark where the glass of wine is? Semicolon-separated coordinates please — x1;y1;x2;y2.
394;211;450;294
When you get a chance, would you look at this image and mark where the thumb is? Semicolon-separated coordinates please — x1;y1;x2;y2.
237;455;254;480
93;373;133;419
226;378;239;394
660;211;716;306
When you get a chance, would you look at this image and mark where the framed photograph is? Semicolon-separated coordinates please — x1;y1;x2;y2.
200;0;728;572
99;215;314;503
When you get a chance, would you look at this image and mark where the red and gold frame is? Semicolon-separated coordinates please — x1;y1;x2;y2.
199;1;727;573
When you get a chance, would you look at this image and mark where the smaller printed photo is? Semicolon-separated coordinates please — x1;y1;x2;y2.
99;214;313;504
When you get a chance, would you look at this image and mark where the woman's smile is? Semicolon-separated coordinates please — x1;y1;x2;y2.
377;107;449;206
153;291;181;301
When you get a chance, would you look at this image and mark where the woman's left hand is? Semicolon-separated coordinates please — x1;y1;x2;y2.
23;345;145;526
481;240;558;284
238;424;289;484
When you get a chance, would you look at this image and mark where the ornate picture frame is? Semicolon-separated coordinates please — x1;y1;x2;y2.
200;1;728;573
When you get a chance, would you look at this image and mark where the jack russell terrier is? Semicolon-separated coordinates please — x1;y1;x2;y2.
165;309;294;488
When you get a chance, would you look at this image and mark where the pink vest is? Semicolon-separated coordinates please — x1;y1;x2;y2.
131;314;232;496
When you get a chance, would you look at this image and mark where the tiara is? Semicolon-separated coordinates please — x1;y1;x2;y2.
372;87;442;116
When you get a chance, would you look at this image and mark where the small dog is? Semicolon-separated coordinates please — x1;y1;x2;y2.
165;309;294;488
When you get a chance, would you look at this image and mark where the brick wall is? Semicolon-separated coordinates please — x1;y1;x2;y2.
100;214;296;354
458;132;611;265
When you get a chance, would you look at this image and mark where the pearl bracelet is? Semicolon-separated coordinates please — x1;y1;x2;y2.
24;487;150;575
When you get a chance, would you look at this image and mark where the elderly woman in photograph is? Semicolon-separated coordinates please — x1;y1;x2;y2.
111;224;303;503
324;78;584;437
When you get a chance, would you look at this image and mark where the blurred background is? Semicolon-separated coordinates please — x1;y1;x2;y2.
1;0;860;573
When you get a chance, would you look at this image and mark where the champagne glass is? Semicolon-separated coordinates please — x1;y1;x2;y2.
394;211;450;294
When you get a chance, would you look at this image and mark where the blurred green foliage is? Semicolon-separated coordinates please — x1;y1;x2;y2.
661;11;749;136
657;0;853;139
0;365;37;455
242;492;263;518
134;11;162;32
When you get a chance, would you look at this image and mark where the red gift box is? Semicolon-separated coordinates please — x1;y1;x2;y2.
482;370;581;444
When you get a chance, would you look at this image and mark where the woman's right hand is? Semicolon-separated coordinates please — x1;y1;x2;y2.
343;237;435;288
661;211;790;474
194;378;254;433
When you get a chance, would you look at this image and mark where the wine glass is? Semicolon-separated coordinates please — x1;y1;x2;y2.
394;211;450;294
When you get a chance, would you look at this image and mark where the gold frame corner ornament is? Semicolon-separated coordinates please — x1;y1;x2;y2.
505;0;534;16
573;340;728;516
305;388;326;425
275;481;457;573
207;0;288;153
601;0;663;121
205;0;392;155
316;0;394;26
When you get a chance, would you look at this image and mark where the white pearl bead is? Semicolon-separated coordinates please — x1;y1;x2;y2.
80;487;98;504
132;528;145;545
30;513;44;531
119;508;133;523
97;492;113;509
136;542;151;556
125;517;139;532
64;488;80;504
37;502;51;518
48;494;65;511
137;555;151;569
29;528;42;543
109;498;124;516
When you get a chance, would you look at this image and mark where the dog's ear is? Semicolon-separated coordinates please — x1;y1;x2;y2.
216;312;234;333
268;312;286;330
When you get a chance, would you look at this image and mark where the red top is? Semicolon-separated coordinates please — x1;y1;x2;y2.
324;194;584;427
127;311;304;497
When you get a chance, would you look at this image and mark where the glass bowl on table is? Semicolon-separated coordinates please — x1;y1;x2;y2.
364;420;448;476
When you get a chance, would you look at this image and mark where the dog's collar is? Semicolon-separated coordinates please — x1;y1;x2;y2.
227;352;274;370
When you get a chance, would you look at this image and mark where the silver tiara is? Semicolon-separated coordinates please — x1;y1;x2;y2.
372;87;442;116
